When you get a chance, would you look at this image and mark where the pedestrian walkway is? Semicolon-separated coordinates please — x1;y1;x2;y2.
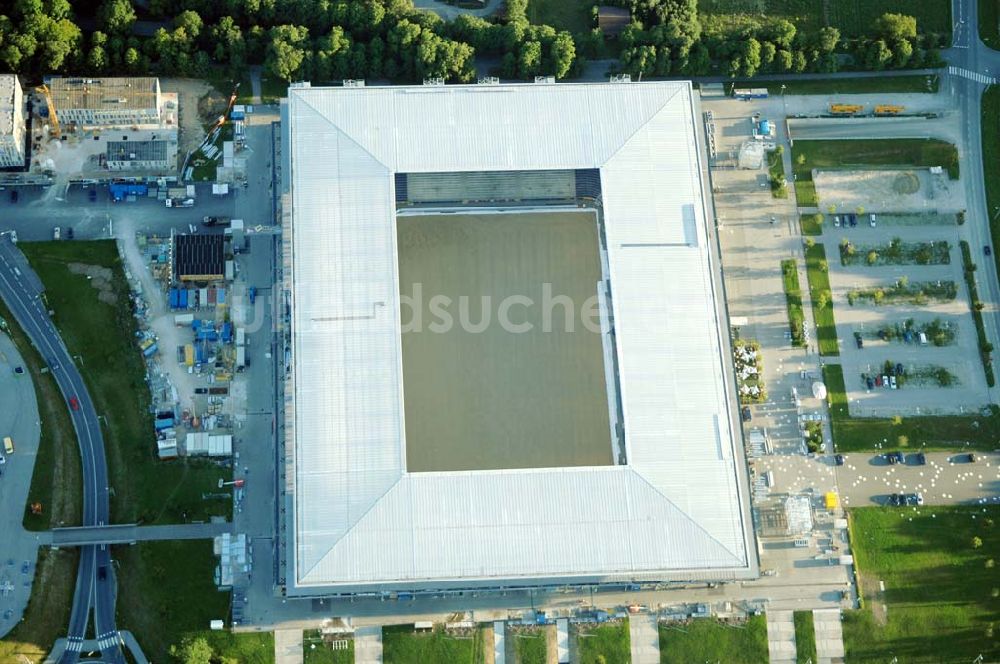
948;66;997;85
355;626;383;664
274;629;303;664
813;608;846;663
766;610;797;663
493;621;506;664
628;613;660;664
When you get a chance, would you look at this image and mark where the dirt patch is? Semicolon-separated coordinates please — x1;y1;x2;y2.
814;169;965;214
67;263;116;305
858;571;888;626
160;78;218;159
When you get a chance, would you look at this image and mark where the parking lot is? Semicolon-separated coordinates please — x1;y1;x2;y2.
825;220;989;416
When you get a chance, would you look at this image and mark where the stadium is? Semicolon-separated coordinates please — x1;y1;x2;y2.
283;80;757;595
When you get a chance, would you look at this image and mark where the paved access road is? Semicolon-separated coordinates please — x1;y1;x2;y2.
0;236;124;664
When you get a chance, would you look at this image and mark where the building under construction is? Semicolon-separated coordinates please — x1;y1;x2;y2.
45;77;162;129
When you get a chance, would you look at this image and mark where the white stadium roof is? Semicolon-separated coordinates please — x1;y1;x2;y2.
286;81;755;591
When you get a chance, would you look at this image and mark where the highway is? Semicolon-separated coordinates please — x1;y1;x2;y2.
0;236;125;664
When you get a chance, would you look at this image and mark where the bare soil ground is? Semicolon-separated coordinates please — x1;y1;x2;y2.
160;78;224;159
814;169;965;214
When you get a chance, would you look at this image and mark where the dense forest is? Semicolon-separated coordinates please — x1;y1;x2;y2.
0;0;941;83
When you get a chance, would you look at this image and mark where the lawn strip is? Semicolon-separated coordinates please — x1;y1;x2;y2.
793;611;817;663
658;615;768;664
804;243;839;355
960;240;996;386
780;259;805;346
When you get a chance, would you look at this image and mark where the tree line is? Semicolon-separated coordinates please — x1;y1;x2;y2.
609;0;944;78
0;0;944;84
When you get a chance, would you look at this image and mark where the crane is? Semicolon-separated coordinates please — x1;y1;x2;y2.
34;84;60;138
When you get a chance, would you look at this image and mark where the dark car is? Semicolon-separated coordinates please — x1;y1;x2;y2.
854;332;864;349
967;453;977;463
893;451;905;464
835;454;845;466
9;190;17;203
866;376;874;389
895;362;904;376
65;227;74;240
916;452;927;465
741;406;752;422
986;245;993;256
98;565;107;580
13;366;23;375
888;493;902;506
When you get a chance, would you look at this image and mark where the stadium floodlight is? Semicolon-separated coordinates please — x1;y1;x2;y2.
534;76;555;84
341;79;365;87
609;74;631;83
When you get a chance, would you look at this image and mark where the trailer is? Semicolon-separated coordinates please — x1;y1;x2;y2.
829;104;863;115
874;104;904;115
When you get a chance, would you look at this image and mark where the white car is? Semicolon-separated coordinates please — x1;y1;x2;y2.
52;226;60;240
0;454;6;465
834;215;841;227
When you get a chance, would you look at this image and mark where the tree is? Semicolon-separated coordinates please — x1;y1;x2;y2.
550;31;575;78
791;49;806;72
760;40;776;69
98;0;136;34
517;39;542;77
866;39;893;70
265;24;309;81
741;37;761;77
174;10;203;40
775;48;792;72
768;18;796;49
124;45;139;71
892;38;913;68
179;637;213;664
817;26;840;52
87;44;108;72
876;13;918;41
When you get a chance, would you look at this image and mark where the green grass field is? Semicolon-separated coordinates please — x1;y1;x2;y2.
700;0;950;37
577;622;630;664
804;243;839;355
781;259;805;347
983;87;1000;299
513;630;547;664
843;507;1000;661
397;212;611;473
800;212;824;235
526;0;593;34
658;616;768;664
823;363;1000;451
793;611;817;663
382;625;486;664
20;241;233;660
982;0;1000;49
728;75;940;96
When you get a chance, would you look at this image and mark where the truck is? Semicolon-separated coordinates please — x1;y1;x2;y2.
829;104;863;115
165;198;194;208
202;216;231;227
874;104;904;116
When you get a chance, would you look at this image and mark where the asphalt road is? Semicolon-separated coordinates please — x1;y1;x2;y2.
0;237;124;663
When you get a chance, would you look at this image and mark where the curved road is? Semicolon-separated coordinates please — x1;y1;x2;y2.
0;236;123;663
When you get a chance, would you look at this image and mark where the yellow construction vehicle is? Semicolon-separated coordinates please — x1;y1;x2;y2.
829;104;863;115
34;85;60;138
874;104;905;115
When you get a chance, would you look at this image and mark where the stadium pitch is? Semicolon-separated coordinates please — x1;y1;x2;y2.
397;210;613;473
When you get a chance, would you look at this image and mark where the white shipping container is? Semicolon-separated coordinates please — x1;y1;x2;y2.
174;313;194;326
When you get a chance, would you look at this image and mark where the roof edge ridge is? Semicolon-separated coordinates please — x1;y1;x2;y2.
291;89;393;171
600;84;687;166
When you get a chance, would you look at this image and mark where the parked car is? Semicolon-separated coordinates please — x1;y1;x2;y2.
916;452;927;465
866;376;875;389
834;454;845;466
895;362;904;376
741;406;752;422
882;374;891;388
893;451;905;464
875;375;883;387
967;453;977;463
889;375;898;389
52;226;60;240
66;227;74;240
834;215;841;227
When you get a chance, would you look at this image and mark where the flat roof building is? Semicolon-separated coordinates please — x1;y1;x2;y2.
173;233;224;282
0;75;25;168
106;139;170;171
284;81;756;594
47;77;161;128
